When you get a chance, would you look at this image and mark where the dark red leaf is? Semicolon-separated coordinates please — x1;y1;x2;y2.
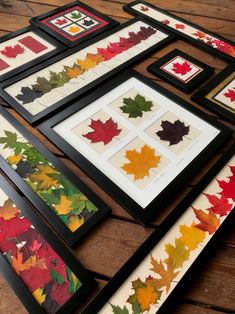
161;19;170;25
127;31;142;45
140;5;149;11
0;44;24;58
204;193;233;217
218;179;235;201
137;26;156;40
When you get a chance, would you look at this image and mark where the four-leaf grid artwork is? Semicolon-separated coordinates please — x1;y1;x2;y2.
83;145;235;314
39;71;231;224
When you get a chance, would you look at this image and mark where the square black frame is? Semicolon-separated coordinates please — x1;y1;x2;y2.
0;106;110;246
0;174;97;314
0;25;66;83
82;144;235;314
0;17;175;125
148;49;214;93
30;1;119;48
123;0;235;63
38;70;232;225
192;65;235;124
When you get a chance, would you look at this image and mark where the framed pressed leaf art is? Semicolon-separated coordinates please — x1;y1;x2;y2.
148;49;214;93
0;174;97;314
39;70;232;224
30;1;119;48
82;144;235;314
123;1;235;63
0;18;175;124
192;65;235;124
0;107;110;246
0;26;65;83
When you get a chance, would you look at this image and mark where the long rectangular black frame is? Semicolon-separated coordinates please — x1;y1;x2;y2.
123;0;235;63
0;25;66;83
82;144;235;314
0;18;175;125
192;65;235;124
30;1;119;48
38;70;232;225
0;174;97;314
0;106;110;246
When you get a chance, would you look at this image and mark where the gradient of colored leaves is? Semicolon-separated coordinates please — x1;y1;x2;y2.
120;94;153;118
121;144;161;180
82;117;122;145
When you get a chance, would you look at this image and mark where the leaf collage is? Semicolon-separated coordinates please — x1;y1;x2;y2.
0;130;98;232
108;162;235;314
0;194;82;313
15;26;157;104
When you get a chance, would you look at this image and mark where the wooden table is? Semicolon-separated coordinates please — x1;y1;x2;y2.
0;0;234;313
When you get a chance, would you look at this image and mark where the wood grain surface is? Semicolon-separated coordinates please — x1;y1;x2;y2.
0;0;234;313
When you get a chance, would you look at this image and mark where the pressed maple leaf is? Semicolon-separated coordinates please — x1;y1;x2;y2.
179;224;205;250
32;288;47;305
211;40;235;57
86;53;104;64
55;18;68;26
48;71;70;87
121;144;161;180
16;87;44;104
97;47;116;60
7;154;22;165
164;238;190;269
138;26;156;40
128;31;142;45
175;23;185;30
29;239;43;252
64;63;84;79
156;119;190;146
136;285;159;312
82;118;121;145
55;195;73;215
67;215;84;232
0;44;24;58
193;31;207;39
68;26;81;33
77;56;97;71
12;253;46;274
161;19;170;25
32;77;55;94
28;164;60;190
70;12;82;19
119;36;134;49
120;93;153;118
140;5;149;11
218;179;235;201
229;166;235;181
204;193;233;217
0;199;19;220
150;256;179;292
193;207;220;235
224;89;235;102
107;42;126;54
110;304;129;314
83;19;95;27
172;61;192;75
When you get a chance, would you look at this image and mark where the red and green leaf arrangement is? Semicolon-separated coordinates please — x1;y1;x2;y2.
156;119;190;145
0;195;82;313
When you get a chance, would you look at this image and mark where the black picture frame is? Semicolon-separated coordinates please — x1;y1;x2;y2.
30;1;119;48
0;25;66;83
0;106;110;246
148;49;214;93
192;65;235;124
38;70;232;225
0;174;97;314
0;18;175;125
82;144;235;314
123;0;235;63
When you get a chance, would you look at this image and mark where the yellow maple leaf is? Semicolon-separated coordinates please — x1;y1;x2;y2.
68;26;81;33
86;53;105;64
121;144;161;180
136;285;159;312
76;56;97;71
7;155;22;165
0;199;19;220
55;195;73;215
32;288;47;305
65;63;84;79
28;164;60;190
179;224;205;250
67;215;84;232
164;238;190;269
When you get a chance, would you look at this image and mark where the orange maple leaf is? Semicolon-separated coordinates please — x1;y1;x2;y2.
0;199;19;220
65;63;84;79
193;207;220;234
77;56;97;71
179;224;205;250
55;195;73;215
68;26;81;33
86;53;105;64
28;164;60;190
121;144;161;180
136;285;159;312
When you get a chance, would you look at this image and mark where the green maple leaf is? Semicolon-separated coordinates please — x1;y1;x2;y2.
110;304;129;314
12;142;30;155
120;94;153;118
48;71;70;87
131;278;146;290
127;294;141;314
0;130;17;149
71;12;82;19
40;189;61;206
23;147;47;164
51;268;65;285
32;77;55;93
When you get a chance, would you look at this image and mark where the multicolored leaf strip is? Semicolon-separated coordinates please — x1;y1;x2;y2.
132;3;235;58
0;192;82;313
0;126;98;233
104;158;235;314
15;26;156;104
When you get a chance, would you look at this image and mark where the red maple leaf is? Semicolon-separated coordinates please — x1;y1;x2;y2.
172;61;192;75
141;5;149;11
83;118;121;145
193;207;220;235
1;44;24;58
175;23;185;30
161;19;170;25
224;89;235;102
204;193;233;217
211;39;235;57
193;31;207;39
128;31;142;45
55;18;68;26
29;239;42;252
229;166;235;181
0;217;31;242
218;179;235;201
107;42;127;54
138;26;156;40
97;47;117;60
118;36;134;49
